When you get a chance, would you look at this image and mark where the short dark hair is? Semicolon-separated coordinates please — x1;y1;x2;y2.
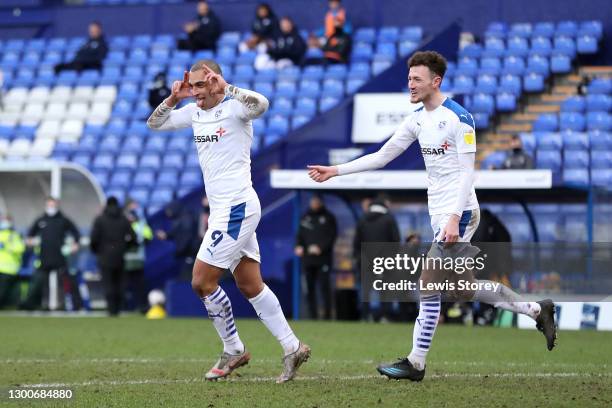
190;59;222;75
407;51;447;78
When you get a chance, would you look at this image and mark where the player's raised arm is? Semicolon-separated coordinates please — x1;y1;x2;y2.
146;71;194;130
200;64;269;120
307;114;419;183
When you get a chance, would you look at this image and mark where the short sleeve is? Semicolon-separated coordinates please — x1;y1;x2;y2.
454;118;477;153
388;113;420;149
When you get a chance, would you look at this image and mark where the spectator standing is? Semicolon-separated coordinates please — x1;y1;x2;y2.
124;199;153;314
0;215;25;308
295;195;337;320
90;197;136;316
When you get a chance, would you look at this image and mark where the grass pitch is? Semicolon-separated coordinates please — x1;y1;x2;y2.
1;315;611;407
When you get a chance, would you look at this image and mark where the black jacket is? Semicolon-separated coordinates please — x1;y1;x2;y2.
74;35;108;65
501;149;534;169
296;207;337;267
323;27;352;63
190;11;221;50
353;203;400;257
90;203;137;270
252;13;278;40
28;211;81;270
268;29;306;65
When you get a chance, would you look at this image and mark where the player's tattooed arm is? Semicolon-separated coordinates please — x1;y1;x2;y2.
225;85;269;119
146;100;174;129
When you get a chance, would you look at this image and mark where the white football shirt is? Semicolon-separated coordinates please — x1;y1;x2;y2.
384;98;480;215
152;95;265;210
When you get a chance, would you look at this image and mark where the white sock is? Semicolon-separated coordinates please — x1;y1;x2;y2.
201;286;245;355
408;293;441;370
249;284;300;356
472;280;541;319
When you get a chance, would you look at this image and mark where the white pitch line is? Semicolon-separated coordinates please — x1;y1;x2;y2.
18;372;612;388
1;358;608;370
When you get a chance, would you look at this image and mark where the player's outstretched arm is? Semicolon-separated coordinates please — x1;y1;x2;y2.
200;65;269;119
307;139;407;183
147;71;193;130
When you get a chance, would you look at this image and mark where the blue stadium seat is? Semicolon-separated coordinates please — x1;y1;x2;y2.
561;96;585;112
47;38;68;52
456;57;478;76
555;21;578;37
530;36;552;56
162;153;184;170
325;64;348;81
507;36;529;57
252;119;266;137
440;77;453;93
99;135;123;153
479;57;501;76
588;130;612;150
509;23;532;39
264;131;283;147
587;78;611;94
268;115;289;134
499;74;522;95
129;188;150;206
157;170;179;187
482;37;505;58
536;150;562;171
122;136;145;152
167;135;191;153
564;148;590;168
254;82;274;99
563;169;589;187
372;58;392;75
587;112;612;131
591;151;612;169
109;170;133;189
579;21;603;40
116;154;139;170
254;69;277;83
276;66;300;82
526;55;549;76
523;73;545;92
275;80;297;99
496;93;517;112
459;43;482;59
296;79;319;99
319;96;340;112
533;114;559;132
294;97;317;117
376;42;397;59
351;43;374;62
577;35;598;54
236;51;257;66
591;169;612;187
481;151;506;169
453;75;474;94
132;170;156;188
92;154;115;171
180;170;203;188
378;26;399;43
550;53;571;74
519;133;536;152
502;56;525;75
476;74;497;94
302;66;324;81
218;31;241;48
473;113;490;129
586;95;611;112
140;153;161;169
270;97;293;116
354;28;376;44
553;36;576;57
562;130;590;150
471;93;495;115
347;78;365;94
533;22;555;38
321;79;344;98
144;135;166;152
72;153;92;168
401;26;423;42
399;40;418;57
291;115;311;129
559;112;586;131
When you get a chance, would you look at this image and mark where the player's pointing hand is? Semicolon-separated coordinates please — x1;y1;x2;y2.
202;65;227;96
167;71;192;107
307;165;338;183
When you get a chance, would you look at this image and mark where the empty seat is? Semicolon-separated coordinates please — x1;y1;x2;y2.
536;150;562;171
523;73;545;92
157;170;179;187
562;131;589;150
36;120;62;139
561;96;585;112
503;56;526;76
67;103;90;121
559;112;586;131
563;169;589;186
587;112;612;131
73;86;95;102
586;95;611;112
536;131;562;149
44;103;68;121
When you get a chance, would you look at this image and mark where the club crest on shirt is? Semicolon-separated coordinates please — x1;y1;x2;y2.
438;121;447;129
215;109;223;119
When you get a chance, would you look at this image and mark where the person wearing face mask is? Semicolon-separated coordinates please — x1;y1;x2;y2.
22;197;81;311
500;135;534;169
123;198;153;314
0;215;25;308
